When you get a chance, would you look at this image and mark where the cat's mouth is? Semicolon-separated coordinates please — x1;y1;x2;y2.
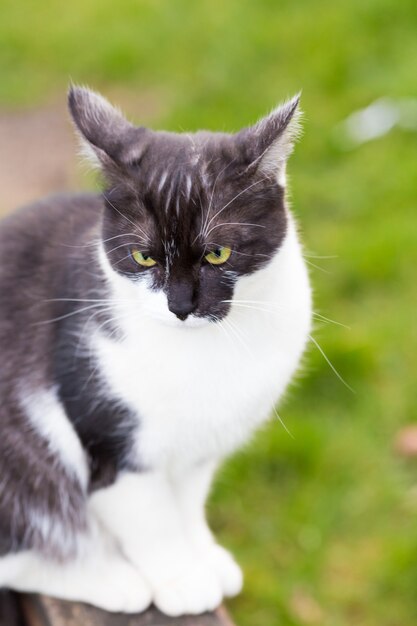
154;312;213;329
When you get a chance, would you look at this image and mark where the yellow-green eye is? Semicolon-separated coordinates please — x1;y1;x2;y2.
205;246;232;265
131;249;157;267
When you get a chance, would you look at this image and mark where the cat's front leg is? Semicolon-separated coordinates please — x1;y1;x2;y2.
90;471;223;617
171;461;243;599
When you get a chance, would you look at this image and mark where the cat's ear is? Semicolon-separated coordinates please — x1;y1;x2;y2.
68;85;149;170
237;94;302;185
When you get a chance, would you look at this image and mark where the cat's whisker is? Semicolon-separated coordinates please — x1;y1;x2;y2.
304;253;338;259
225;299;349;329
224;301;353;391
59;233;146;249
189;187;206;247
34;303;113;326
210;314;233;344
104;195;138;230
308;335;355;393
197;159;237;245
106;241;148;256
203;177;267;237
218;317;241;351
220;309;294;438
205;222;266;238
305;260;332;274
223;300;287;318
58;239;101;249
205;243;271;260
221;317;253;357
43;297;136;304
102;233;146;245
75;304;128;358
271;404;294;438
311;312;350;329
113;252;136;267
104;195;150;244
90;303;142;337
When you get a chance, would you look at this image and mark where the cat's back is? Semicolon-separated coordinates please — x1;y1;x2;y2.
0;192;102;257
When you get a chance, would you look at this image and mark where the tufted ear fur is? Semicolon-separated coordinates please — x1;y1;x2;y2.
68;85;150;172
237;94;302;185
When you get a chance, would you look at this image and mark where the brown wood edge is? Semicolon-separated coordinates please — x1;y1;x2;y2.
0;591;25;626
16;594;236;626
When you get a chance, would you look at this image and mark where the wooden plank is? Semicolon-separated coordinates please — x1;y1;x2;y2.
20;595;236;626
0;591;24;626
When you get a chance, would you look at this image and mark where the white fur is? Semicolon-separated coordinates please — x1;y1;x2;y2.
19;386;88;488
27;510;80;558
1;527;151;613
90;468;242;616
185;173;192;200
158;170;168;193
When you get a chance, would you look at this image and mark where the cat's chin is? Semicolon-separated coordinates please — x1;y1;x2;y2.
153;313;213;330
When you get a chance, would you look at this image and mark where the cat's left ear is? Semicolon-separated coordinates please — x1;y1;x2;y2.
68;85;149;171
236;94;302;185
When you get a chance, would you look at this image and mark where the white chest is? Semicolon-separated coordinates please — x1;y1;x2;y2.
94;313;309;470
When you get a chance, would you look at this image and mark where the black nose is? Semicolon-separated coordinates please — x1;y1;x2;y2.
168;300;196;321
167;279;197;321
175;311;191;321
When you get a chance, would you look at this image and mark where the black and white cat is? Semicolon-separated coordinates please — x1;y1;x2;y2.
0;87;311;616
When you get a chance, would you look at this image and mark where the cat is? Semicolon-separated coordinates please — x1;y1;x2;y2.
0;86;311;616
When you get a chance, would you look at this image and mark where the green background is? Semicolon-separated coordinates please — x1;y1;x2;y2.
1;0;417;624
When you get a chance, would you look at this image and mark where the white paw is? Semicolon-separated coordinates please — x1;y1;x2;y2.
203;544;243;598
76;557;152;613
151;561;222;617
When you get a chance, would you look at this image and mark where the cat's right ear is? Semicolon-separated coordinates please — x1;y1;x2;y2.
68;85;149;171
235;95;302;186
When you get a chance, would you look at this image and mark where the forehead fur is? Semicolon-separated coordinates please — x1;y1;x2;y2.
127;131;242;207
104;128;283;250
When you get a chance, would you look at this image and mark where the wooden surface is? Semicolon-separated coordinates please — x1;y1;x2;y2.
0;591;24;626
18;595;235;626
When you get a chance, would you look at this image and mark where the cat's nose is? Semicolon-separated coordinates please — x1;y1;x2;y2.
167;279;197;321
168;299;196;321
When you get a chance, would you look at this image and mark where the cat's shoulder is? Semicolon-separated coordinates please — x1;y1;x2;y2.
0;192;102;237
0;192;103;260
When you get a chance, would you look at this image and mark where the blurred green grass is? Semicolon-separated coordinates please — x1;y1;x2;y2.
1;0;417;623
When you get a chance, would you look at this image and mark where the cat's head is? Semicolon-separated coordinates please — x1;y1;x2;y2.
69;86;301;328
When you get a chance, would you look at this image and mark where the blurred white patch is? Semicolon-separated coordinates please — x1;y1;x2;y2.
336;97;417;148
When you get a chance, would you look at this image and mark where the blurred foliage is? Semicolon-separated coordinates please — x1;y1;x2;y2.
1;0;417;624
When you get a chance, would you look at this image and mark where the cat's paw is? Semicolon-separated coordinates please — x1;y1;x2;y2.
73;557;152;613
10;548;152;614
205;544;243;598
93;559;152;613
151;562;222;617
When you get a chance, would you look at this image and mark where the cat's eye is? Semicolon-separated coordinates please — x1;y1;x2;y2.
205;246;232;265
131;249;157;268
